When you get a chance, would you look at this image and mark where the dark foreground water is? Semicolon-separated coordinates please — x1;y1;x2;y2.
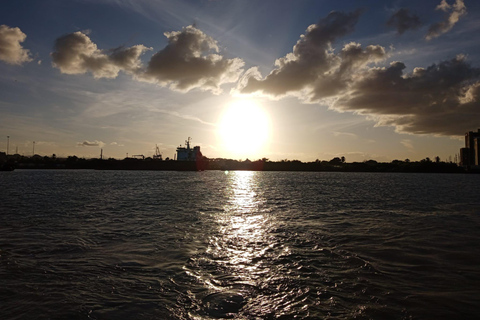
1;170;479;319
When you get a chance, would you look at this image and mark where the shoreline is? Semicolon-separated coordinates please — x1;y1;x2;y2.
4;160;478;174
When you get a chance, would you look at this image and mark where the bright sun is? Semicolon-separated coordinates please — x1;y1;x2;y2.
217;100;271;159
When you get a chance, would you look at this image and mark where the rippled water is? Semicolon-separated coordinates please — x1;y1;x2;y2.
1;170;480;319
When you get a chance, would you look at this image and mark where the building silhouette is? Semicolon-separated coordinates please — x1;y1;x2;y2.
460;129;480;166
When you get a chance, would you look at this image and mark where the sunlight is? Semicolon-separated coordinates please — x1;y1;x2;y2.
229;171;257;213
217;99;271;159
185;171;268;293
219;171;268;268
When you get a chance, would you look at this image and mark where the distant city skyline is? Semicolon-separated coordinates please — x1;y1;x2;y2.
1;0;479;162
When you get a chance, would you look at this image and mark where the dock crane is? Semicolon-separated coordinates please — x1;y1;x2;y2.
153;144;163;160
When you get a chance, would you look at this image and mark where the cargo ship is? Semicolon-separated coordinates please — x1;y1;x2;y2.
176;137;203;161
95;137;206;171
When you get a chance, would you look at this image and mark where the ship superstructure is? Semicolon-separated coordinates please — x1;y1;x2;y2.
176;137;203;161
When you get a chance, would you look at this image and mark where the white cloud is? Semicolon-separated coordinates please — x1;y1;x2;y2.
140;25;244;93
51;26;244;94
51;31;151;78
426;0;467;40
333;131;358;139
154;109;216;126
0;25;32;65
401;139;414;150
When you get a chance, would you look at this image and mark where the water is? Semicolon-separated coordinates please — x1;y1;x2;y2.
1;170;479;319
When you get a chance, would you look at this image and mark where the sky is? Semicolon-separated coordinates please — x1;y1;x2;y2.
1;0;480;162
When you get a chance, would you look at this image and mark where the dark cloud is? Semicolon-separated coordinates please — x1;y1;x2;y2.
140;25;244;93
386;8;422;35
238;8;479;137
77;140;105;147
426;0;466;40
51;31;150;78
0;25;32;65
333;55;480;135
309;42;386;101
237;10;387;101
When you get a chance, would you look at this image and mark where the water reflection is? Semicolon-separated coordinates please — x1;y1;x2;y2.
214;171;269;272
226;170;259;213
183;171;280;318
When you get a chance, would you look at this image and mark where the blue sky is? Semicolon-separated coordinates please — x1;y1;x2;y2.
1;0;479;161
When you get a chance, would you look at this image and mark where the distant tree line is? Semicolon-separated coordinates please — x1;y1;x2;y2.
1;153;471;173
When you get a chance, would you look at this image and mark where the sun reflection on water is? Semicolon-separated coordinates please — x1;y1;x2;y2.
227;171;258;212
215;171;269;273
183;171;277;317
181;172;303;318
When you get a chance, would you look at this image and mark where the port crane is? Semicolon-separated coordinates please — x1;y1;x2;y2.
153;144;163;160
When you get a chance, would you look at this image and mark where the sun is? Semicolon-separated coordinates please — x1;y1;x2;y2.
217;100;271;159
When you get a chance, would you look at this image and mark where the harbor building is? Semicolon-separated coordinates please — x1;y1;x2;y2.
176;137;203;161
460;129;480;166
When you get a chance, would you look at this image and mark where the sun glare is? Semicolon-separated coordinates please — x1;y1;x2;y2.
217;100;271;159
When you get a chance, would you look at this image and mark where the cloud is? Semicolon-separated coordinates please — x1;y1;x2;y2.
140;25;244;93
237;10;387;101
237;9;480;137
401;139;414;150
387;8;422;35
51;31;151;78
51;26;244;94
333;131;358;139
426;0;467;40
154;109;216;126
0;25;32;65
333;55;480;135
77;140;105;147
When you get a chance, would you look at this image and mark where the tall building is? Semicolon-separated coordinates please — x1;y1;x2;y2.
475;137;480;166
460;129;480;166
